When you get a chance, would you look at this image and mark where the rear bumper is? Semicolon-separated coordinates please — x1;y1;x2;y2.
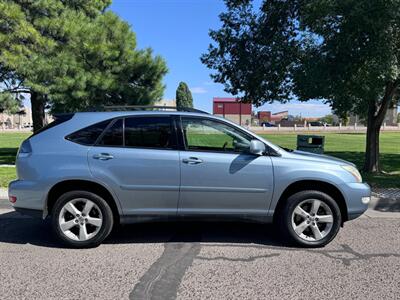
340;182;371;220
8;180;47;217
14;207;43;218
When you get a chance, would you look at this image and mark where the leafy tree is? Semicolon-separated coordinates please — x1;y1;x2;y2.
320;114;334;125
202;0;400;172
0;0;167;132
176;82;193;108
48;11;167;113
0;92;21;114
0;66;23;114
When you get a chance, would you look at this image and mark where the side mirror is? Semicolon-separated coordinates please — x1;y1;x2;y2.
249;140;266;155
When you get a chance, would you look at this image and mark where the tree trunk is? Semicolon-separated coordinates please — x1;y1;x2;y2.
364;104;380;172
31;91;46;133
363;81;398;172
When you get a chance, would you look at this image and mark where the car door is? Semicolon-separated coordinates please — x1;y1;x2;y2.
88;115;180;216
178;116;274;216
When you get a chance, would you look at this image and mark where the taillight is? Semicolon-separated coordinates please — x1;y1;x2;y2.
18;139;32;157
9;195;17;203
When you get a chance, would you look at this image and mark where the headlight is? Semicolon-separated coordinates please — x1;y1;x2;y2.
341;165;362;182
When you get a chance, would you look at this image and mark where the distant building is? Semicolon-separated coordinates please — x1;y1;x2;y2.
0;107;32;129
213;97;252;125
257;111;272;122
0;107;52;130
270;111;288;123
334;107;398;126
256;110;288;124
303;117;320;122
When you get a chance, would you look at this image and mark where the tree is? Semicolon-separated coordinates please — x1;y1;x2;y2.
202;0;400;172
320;114;334;125
0;92;21;115
176;82;193;108
47;11;167;113
0;66;23;114
0;1;167;132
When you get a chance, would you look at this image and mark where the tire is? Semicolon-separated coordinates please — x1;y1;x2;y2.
52;191;114;248
278;190;342;247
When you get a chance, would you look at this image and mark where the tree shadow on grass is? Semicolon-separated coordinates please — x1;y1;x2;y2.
332;132;366;136
0;148;18;164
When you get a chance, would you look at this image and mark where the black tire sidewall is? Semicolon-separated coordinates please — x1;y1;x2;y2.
281;190;342;247
52;191;114;248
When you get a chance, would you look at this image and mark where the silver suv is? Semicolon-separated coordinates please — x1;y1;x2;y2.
8;107;371;248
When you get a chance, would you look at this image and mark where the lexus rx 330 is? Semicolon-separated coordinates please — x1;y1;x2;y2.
8;107;371;248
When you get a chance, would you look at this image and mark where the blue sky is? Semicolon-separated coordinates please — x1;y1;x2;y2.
109;0;332;117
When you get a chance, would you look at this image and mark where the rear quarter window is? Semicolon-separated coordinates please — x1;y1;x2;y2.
31;113;75;138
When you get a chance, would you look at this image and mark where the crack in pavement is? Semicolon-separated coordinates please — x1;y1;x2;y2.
199;243;400;266
130;241;400;300
197;253;280;262
310;243;400;266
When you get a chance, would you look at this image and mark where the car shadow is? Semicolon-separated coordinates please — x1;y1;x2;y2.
0;211;287;249
0;147;19;164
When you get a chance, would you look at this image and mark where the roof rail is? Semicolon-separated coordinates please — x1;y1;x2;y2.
85;105;209;114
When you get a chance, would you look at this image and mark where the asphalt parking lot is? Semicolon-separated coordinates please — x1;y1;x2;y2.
0;201;399;300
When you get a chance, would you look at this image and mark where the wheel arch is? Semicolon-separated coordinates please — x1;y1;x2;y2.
45;179;120;224
272;180;348;224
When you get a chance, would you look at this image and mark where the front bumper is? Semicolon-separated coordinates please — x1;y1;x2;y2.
339;182;371;220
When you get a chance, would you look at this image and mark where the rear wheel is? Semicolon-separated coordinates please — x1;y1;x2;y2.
279;190;341;247
52;191;113;248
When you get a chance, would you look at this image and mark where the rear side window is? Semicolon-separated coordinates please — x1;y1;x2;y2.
66;120;110;145
125;117;175;149
32;113;75;138
97;119;123;147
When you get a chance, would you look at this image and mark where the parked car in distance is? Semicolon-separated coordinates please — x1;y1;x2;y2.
261;122;276;127
308;121;330;127
9;106;371;248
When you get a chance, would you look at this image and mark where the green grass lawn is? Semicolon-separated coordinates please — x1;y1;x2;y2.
260;132;400;188
0;167;16;188
0;131;398;188
0;132;30;164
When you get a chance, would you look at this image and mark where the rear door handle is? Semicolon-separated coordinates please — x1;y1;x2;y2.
182;157;203;165
93;153;114;161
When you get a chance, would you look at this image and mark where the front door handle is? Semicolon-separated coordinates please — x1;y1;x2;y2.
182;157;203;165
93;153;114;161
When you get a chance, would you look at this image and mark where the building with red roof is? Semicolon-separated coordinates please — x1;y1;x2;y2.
213;97;252;125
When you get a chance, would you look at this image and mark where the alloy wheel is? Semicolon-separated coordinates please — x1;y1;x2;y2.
58;198;103;242
291;199;334;241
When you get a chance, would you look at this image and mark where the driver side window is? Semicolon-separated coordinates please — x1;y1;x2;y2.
182;118;252;153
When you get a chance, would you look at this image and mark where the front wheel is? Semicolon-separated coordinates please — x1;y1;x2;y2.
279;190;342;247
52;191;114;248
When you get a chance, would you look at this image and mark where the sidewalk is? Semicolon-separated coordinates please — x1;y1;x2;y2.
371;188;400;212
0;188;7;199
